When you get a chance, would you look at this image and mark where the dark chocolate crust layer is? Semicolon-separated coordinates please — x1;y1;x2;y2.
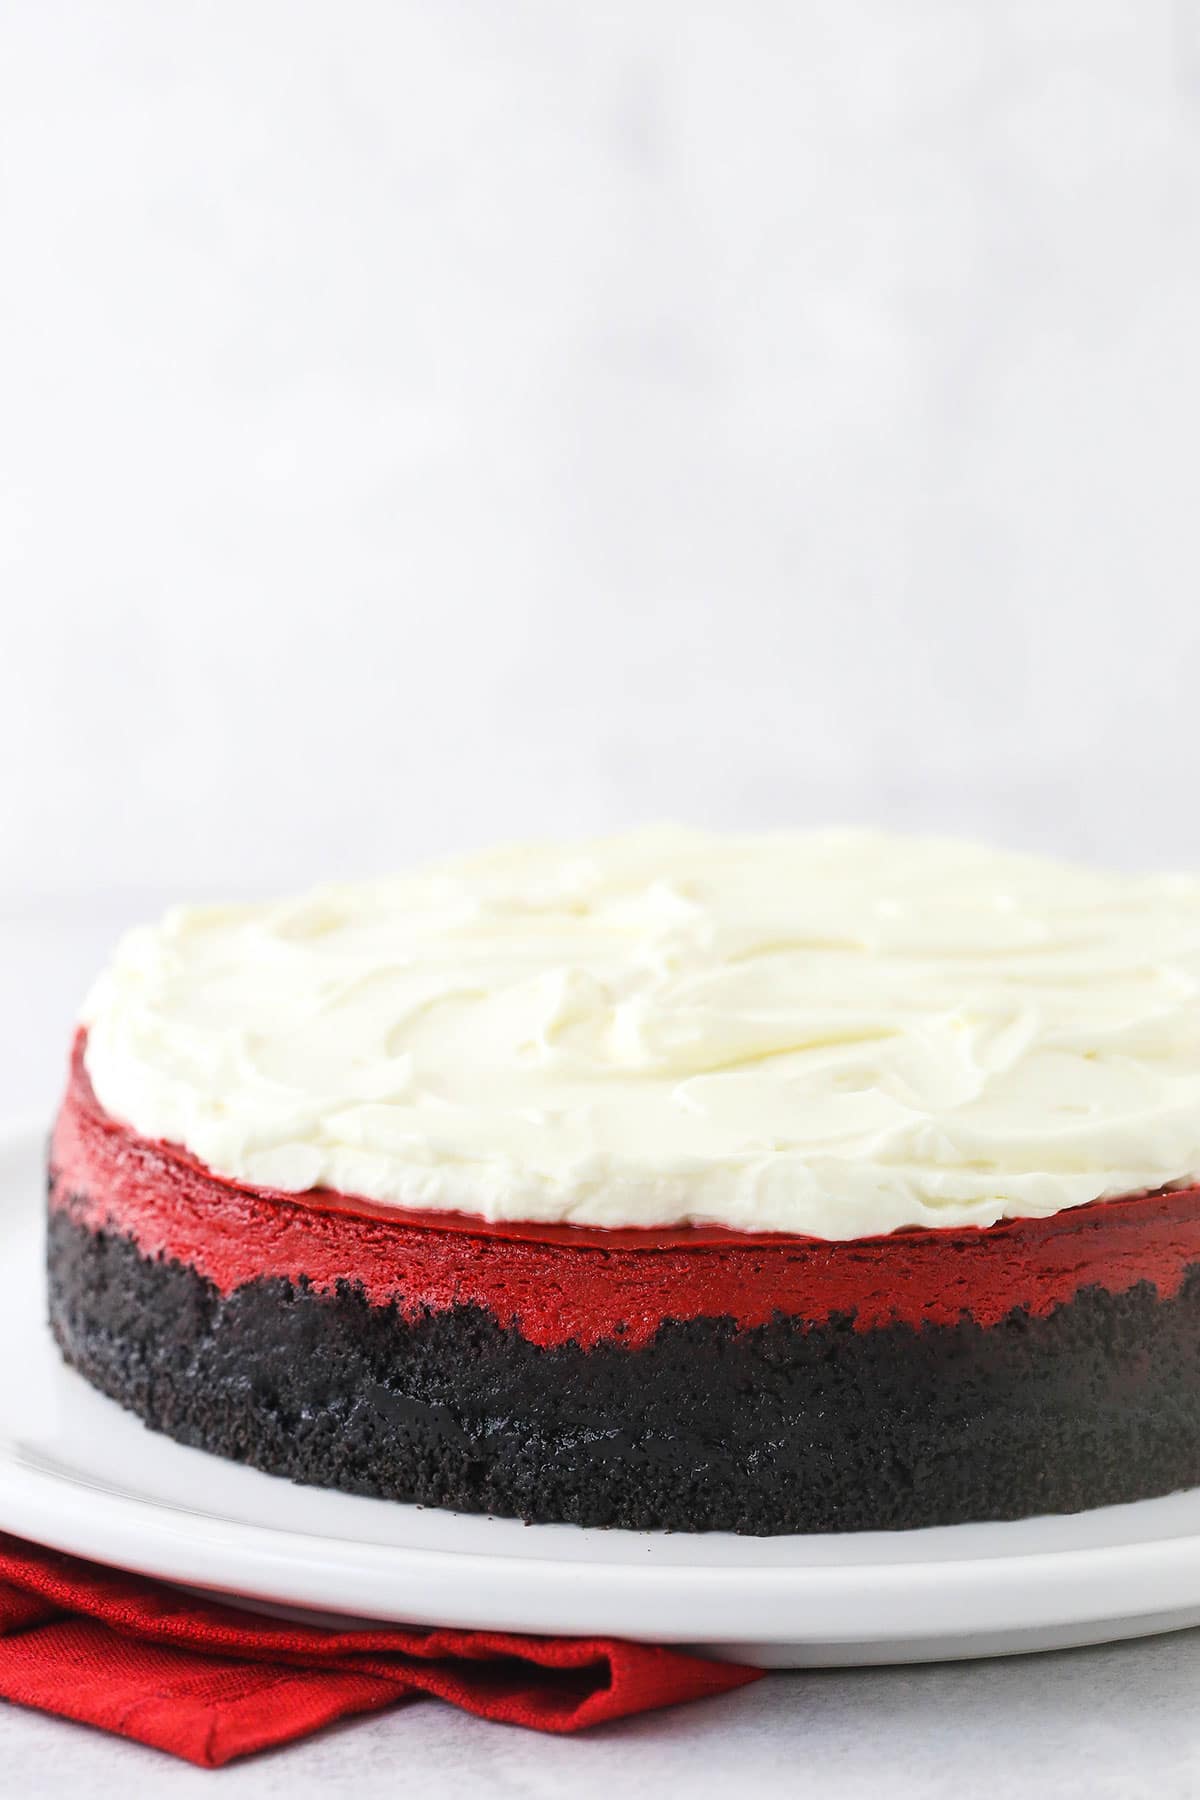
46;1203;1200;1534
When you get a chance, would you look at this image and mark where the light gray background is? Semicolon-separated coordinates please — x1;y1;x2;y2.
3;1;1200;1792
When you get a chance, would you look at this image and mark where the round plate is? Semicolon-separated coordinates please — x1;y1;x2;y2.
8;1124;1200;1667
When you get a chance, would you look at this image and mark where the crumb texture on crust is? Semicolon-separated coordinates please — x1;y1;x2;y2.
46;1204;1200;1534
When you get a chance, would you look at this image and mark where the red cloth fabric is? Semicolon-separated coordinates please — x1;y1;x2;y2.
0;1533;760;1766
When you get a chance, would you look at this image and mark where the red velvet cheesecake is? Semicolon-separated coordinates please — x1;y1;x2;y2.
45;831;1200;1532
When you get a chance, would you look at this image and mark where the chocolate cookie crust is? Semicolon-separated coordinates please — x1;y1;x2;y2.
46;1202;1200;1535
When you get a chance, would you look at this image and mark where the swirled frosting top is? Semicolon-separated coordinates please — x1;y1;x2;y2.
80;827;1200;1239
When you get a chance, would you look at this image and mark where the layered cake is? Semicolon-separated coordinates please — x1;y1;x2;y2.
47;829;1200;1533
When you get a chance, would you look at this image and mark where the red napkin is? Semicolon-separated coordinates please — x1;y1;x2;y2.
0;1532;760;1766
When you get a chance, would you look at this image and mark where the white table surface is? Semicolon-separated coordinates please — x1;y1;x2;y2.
4;1631;1200;1800
6;915;1200;1795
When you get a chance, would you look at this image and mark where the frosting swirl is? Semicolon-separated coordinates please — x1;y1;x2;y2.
80;827;1200;1239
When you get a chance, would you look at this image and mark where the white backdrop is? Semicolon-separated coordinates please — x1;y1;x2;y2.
3;1;1200;1107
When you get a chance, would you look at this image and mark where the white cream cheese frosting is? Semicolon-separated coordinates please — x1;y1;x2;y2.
80;827;1200;1240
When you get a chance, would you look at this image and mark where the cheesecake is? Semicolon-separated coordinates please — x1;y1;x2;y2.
46;828;1200;1532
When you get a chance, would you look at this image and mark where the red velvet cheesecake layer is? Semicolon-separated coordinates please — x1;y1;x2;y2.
50;1032;1200;1351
